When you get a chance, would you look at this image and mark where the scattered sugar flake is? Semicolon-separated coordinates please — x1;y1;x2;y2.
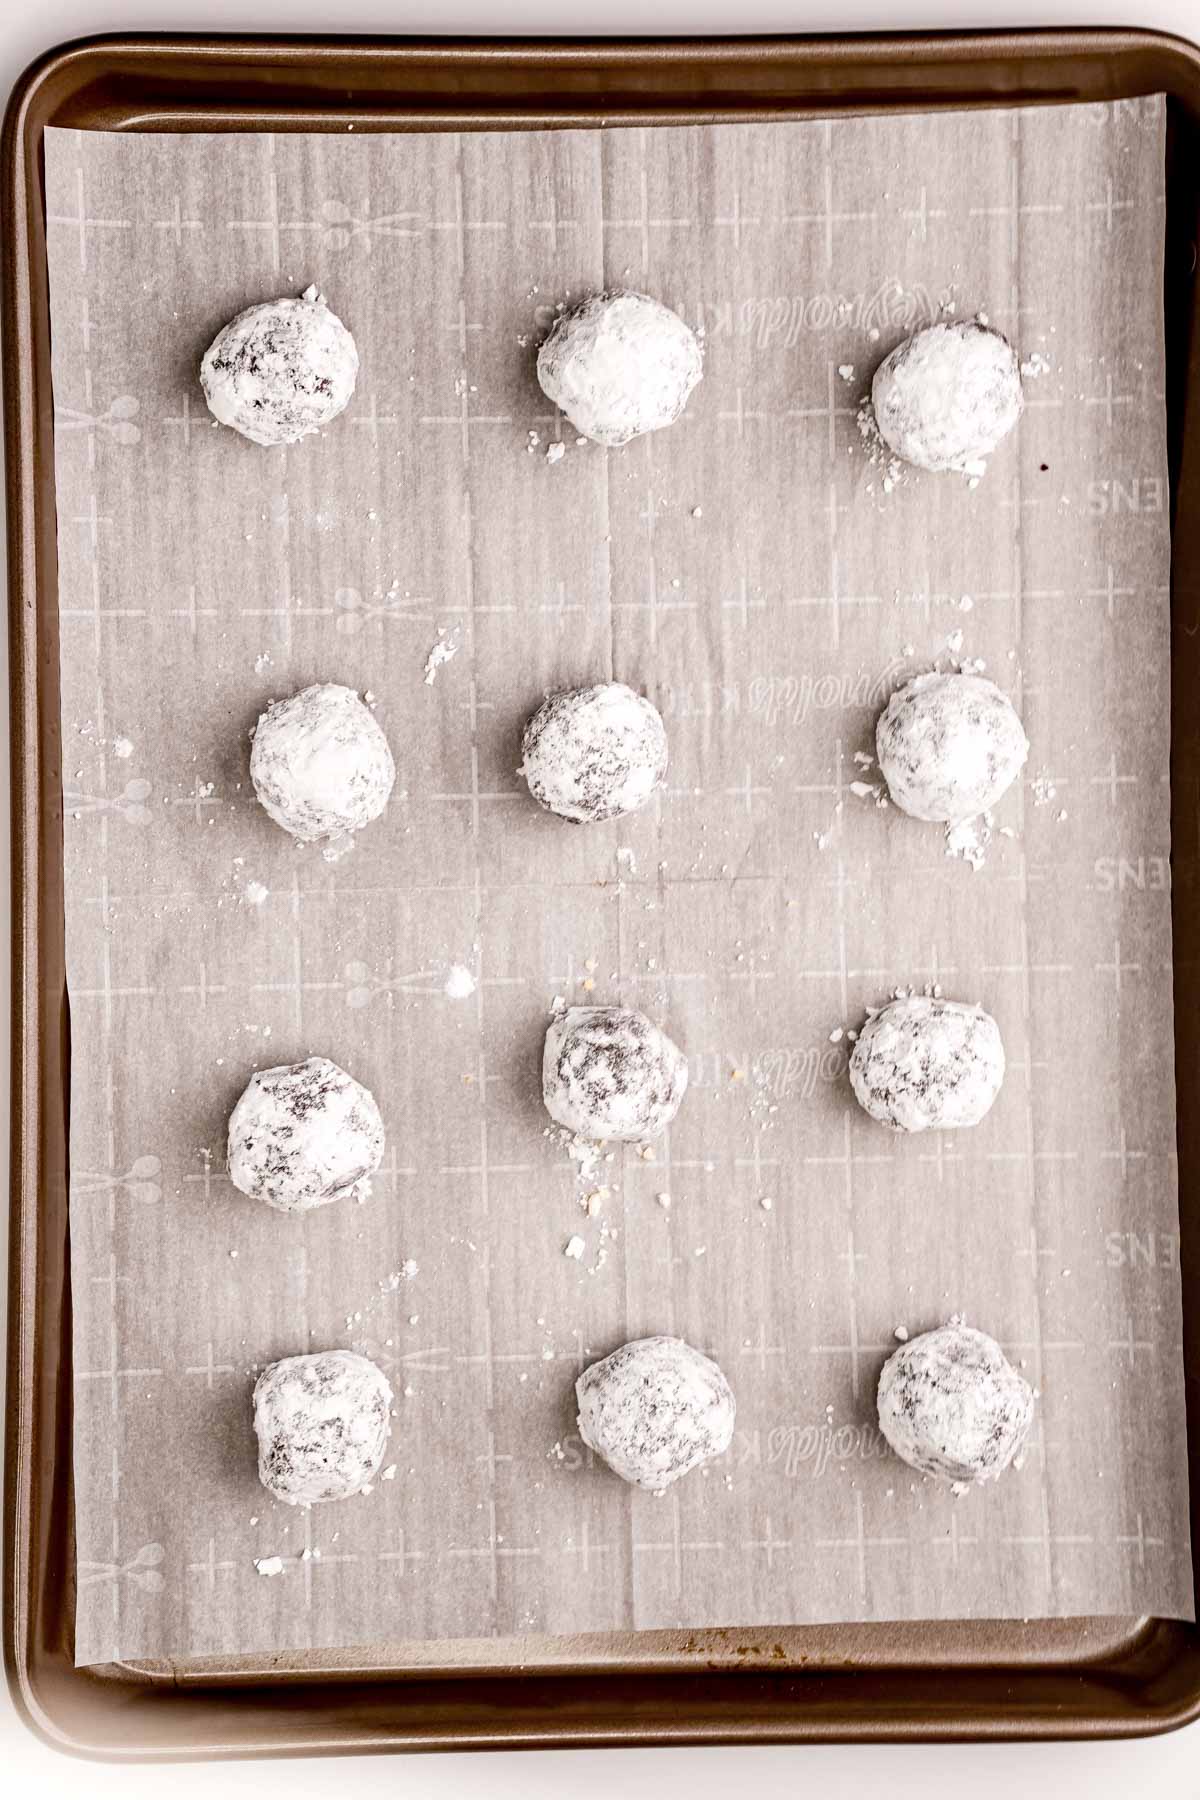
444;963;476;999
829;1026;844;1043
894;1325;910;1342
381;1261;419;1294
944;812;993;872
255;1555;284;1577
656;1192;672;1210
254;652;273;675
850;779;888;809
957;594;974;612
1056;808;1068;822
857;398;905;494
423;629;461;685
381;1464;397;1482
322;832;355;864
1031;775;1057;806
691;505;703;518
244;880;269;907
564;1235;586;1260
945;628;964;655
759;1196;774;1211
1020;350;1051;379
837;363;855;382
113;736;134;759
545;441;566;464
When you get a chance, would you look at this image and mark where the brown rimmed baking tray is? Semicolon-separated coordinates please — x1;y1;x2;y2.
7;25;1200;1758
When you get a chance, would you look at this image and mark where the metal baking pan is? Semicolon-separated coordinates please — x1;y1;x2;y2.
5;27;1200;1757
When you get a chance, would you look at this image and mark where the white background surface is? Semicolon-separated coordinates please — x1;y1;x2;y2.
4;0;1200;1790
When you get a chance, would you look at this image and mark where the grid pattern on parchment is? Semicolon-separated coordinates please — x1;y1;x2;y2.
45;101;1192;1667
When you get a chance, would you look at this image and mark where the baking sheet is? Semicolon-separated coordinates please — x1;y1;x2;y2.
45;99;1192;1667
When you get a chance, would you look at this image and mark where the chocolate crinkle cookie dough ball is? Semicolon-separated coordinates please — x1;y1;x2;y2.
543;1005;688;1143
874;318;1021;475
849;996;1005;1132
521;682;668;823
253;1349;393;1505
871;320;1023;473
200;285;358;446
251;682;396;844
877;1321;1034;1486
228;1055;384;1212
536;291;703;446
577;1336;735;1491
876;671;1029;824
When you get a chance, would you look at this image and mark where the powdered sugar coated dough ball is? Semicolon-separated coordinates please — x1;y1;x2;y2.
253;1350;393;1505
876;672;1029;824
537;291;703;446
543;1005;688;1142
872;320;1023;472
251;683;395;844
576;1336;735;1491
521;682;668;823
228;1056;384;1212
849;996;1004;1133
200;285;359;446
877;1322;1034;1485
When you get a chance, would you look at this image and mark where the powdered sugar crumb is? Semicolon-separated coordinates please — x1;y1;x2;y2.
444;963;476;999
423;629;461;685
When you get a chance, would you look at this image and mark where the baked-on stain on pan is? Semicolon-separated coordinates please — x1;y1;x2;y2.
5;28;1200;1755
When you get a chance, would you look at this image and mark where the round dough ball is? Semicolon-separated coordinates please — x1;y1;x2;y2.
536;291;703;446
849;996;1005;1133
228;1056;384;1212
543;1005;688;1143
253;1349;393;1505
576;1335;735;1491
251;682;396;844
520;682;668;823
871;320;1023;472
876;671;1029;824
877;1321;1034;1485
200;285;359;446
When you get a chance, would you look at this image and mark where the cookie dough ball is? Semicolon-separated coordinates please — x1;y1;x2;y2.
253;1349;393;1505
849;996;1005;1132
251;683;396;844
877;1322;1034;1485
521;683;668;823
537;291;703;446
543;1005;688;1142
200;285;359;446
877;672;1028;824
577;1336;735;1491
872;320;1023;472
228;1056;384;1212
